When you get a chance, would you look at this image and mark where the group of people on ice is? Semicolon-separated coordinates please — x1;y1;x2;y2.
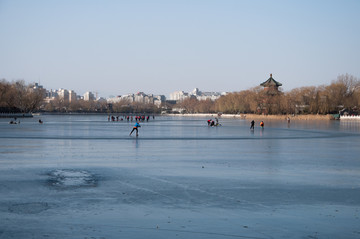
108;115;154;122
250;120;264;130
128;115;268;137
207;117;266;129
207;118;221;127
9;117;20;124
9;118;44;124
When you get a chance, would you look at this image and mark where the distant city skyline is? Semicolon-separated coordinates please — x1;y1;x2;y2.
39;82;224;102
32;81;226;100
40;83;225;109
1;0;359;98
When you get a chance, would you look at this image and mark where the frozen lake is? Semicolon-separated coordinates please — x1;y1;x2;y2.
1;114;360;239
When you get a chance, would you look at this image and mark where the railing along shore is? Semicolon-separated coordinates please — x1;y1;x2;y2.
340;115;360;120
165;113;334;120
0;113;33;118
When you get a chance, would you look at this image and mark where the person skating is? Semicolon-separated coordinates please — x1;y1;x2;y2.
260;121;264;128
250;120;255;130
215;117;219;125
129;122;141;136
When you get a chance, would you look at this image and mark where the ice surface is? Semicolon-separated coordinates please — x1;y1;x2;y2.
1;115;360;238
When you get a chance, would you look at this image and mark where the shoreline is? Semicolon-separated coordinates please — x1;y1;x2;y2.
165;113;334;121
12;112;334;121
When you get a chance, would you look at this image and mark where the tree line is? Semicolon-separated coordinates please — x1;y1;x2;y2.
0;79;161;114
0;80;45;113
1;74;359;115
43;98;161;114
176;74;360;115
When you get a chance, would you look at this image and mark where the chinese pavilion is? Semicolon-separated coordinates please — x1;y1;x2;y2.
258;74;283;114
260;74;282;93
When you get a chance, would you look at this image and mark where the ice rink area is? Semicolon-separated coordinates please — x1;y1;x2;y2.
1;115;360;238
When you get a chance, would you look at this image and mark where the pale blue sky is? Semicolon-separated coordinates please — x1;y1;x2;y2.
0;0;359;98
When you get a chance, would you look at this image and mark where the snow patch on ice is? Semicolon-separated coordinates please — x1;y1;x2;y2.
47;169;97;188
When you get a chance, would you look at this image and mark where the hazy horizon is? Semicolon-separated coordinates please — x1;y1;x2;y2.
1;0;359;98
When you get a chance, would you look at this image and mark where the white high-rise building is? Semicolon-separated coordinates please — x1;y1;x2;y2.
170;88;226;102
58;89;69;102
69;90;77;103
191;88;200;96
121;94;135;103
153;95;165;107
84;91;95;101
169;91;189;102
134;92;146;103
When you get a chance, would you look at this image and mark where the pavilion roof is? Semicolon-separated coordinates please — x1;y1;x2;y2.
260;74;282;87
